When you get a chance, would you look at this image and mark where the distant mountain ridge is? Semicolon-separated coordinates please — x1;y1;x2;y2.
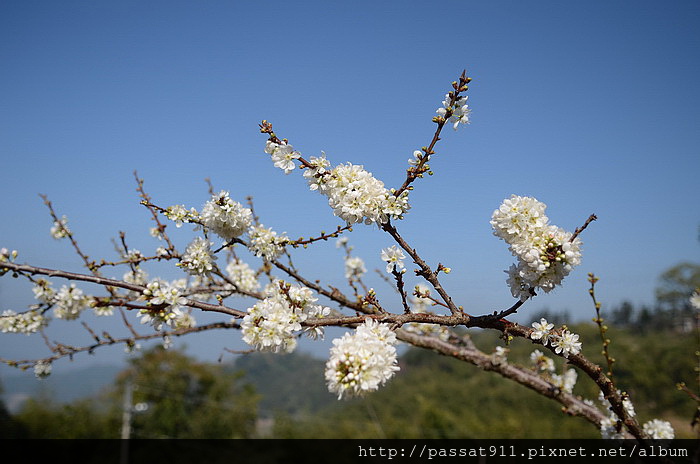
0;351;332;417
0;364;123;413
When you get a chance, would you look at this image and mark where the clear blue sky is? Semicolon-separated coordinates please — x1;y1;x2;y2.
1;1;698;373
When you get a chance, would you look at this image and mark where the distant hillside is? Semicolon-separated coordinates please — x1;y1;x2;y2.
2;323;695;439
0;365;122;413
230;351;334;418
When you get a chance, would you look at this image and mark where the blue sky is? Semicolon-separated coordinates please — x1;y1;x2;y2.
1;1;699;374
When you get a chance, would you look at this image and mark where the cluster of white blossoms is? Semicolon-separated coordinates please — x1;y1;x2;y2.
325;318;399;399
50;215;70;239
529;318;582;358
403;284;450;341
530;349;556;373
436;93;471;130
34;361;52;379
597;389;673;439
123;267;148;299
124;249;143;263
409;283;433;313
597;389;639;439
490;346;509;366
178;237;216;275
225;259;260;294
200;190;253;240
241;281;330;353
139;279;193;330
642;418;675;439
344;256;366;280
247;224;288;262
263;140;410;225
381;245;406;274
323;163;410;225
164;204;198;228
551;368;578;394
265;141;301;174
691;290;700;310
530;348;578;393
0;309;46;334
52;284;91;320
32;278;55;304
491;195;582;301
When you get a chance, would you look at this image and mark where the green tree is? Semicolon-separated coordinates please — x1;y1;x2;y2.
116;346;258;438
13;394;118;438
655;262;700;310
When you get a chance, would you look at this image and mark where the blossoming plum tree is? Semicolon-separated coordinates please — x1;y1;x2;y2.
0;71;684;440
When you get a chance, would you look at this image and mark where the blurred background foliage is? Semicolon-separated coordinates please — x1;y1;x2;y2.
1;263;697;439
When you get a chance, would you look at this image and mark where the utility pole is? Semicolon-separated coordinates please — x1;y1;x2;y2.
120;380;133;464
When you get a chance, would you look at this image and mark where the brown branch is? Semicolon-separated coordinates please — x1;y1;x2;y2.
134;171;178;253
394;70;471;198
395;328;610;431
1;322;239;370
0;261;246;318
571;214;597;242
381;220;462;316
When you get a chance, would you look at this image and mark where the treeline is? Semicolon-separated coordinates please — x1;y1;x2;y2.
1;262;697;439
271;323;697;439
1;322;696;439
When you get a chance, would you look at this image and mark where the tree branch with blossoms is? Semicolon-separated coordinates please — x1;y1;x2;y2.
0;71;680;441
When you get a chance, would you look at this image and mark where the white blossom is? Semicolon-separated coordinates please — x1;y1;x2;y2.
530;349;555;373
53;284;91;320
436;94;471;130
551;368;577;393
92;303;114;317
597;390;636;418
200;191;252;240
247;224;287;262
241;281;324;352
155;246;169;257
32;279;56;304
550;329;582;358
124;267;148;286
139;279;189;330
124;249;143;263
142;279;187;307
178;237;216;275
325;318;399;399
344;256;366;279
491;195;548;242
149;227;163;240
642;419;675;439
0;309;46;334
303;152;332;192
381;245;406;274
409;284;433;313
491;346;509;366
600;414;625;439
690;290;700;310
303;304;331;340
530;318;555;345
164;204;198;228
34;361;52;379
50;215;70;239
408;150;426;166
265;141;300;174
309;158;410;225
491;195;582;299
226;259;260;293
123;267;148;299
241;296;305;353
